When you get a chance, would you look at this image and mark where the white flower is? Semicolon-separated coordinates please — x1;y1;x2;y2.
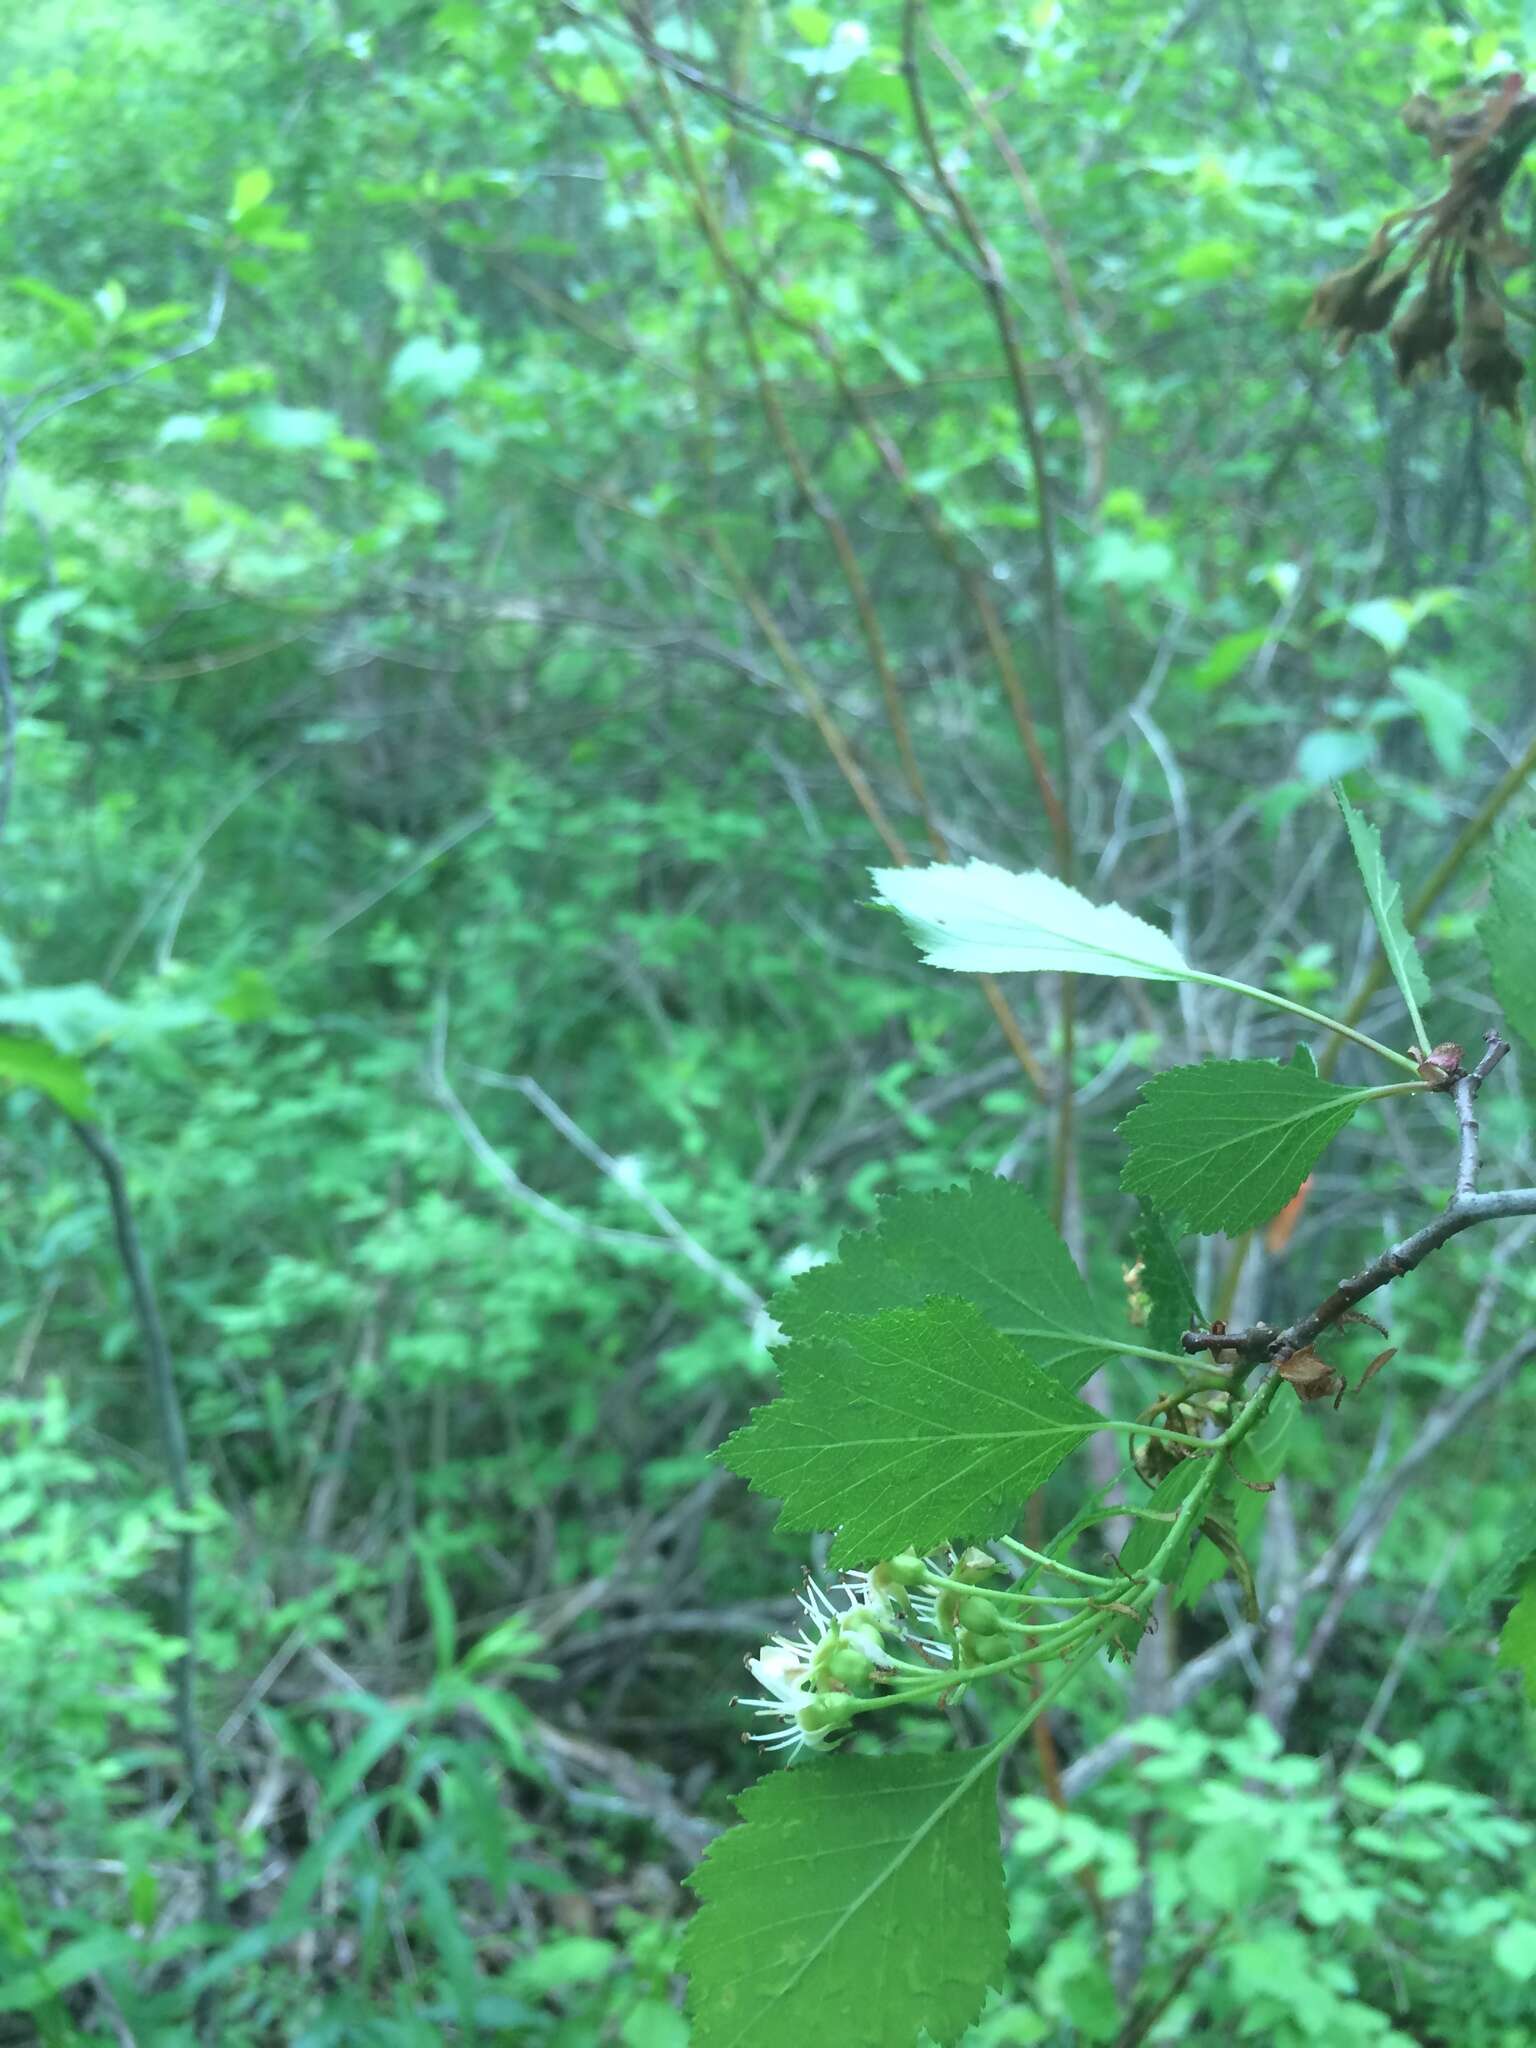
737;1635;838;1760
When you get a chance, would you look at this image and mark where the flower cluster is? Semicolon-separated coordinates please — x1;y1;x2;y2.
1307;70;1536;414
736;1548;1079;1762
735;1558;955;1762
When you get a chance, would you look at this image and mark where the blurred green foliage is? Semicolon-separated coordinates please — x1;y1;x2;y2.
0;0;1533;2039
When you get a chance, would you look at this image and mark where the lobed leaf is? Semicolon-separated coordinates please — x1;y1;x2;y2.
871;860;1190;981
1119;1058;1373;1238
1479;827;1536;1058
684;1750;1007;2048
1334;785;1430;1046
775;1174;1114;1391
722;1297;1100;1565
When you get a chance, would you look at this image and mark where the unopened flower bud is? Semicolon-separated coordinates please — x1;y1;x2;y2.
798;1692;858;1735
825;1643;874;1687
953;1547;1001;1583
883;1553;927;1587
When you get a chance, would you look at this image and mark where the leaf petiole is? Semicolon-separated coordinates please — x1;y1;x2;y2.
1183;970;1423;1074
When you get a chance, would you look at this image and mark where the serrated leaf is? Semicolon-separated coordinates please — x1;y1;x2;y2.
1130;1209;1204;1358
1472;1509;1536;1609
684;1751;1006;2048
1334;786;1430;1046
723;1298;1100;1565
1119;1059;1374;1237
871;861;1189;981
1480;828;1536;1057
1497;1569;1536;1705
776;1175;1114;1392
0;1034;92;1117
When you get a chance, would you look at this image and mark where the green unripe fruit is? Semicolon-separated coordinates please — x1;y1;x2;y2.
963;1632;1011;1666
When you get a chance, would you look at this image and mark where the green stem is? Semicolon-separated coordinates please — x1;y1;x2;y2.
1103;1338;1214;1369
1099;1419;1220;1452
1184;971;1422;1074
999;1537;1120;1589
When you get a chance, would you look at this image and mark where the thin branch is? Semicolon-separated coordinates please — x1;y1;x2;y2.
15;274;227;445
565;2;978;278
1183;1183;1536;1363
68;1122;221;1940
1451;1028;1509;1198
1063;1329;1536;1797
424;1009;670;1255
473;1069;765;1318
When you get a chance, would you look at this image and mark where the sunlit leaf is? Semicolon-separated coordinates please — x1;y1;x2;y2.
872;861;1189;981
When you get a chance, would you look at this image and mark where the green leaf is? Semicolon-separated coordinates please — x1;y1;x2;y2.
776;1175;1114;1391
1392;666;1471;777
0;983;207;1053
1497;1569;1536;1705
1494;1920;1536;1983
684;1751;1006;2048
1119;1058;1373;1237
242;403;340;451
229;166;274;221
1345;596;1412;653
389;336;484;400
0;1035;92;1117
871;861;1190;982
723;1298;1099;1565
1334;786;1430;1046
1187;626;1270;692
1130;1209;1203;1358
1480;827;1536;1057
1296;729;1373;784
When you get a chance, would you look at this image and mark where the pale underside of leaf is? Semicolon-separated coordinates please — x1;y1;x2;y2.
871;859;1190;980
1334;785;1430;1046
1119;1058;1372;1237
723;1297;1100;1564
684;1750;1007;2048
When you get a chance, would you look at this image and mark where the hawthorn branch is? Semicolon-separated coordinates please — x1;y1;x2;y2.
1185;1032;1518;1363
1182;1183;1536;1363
